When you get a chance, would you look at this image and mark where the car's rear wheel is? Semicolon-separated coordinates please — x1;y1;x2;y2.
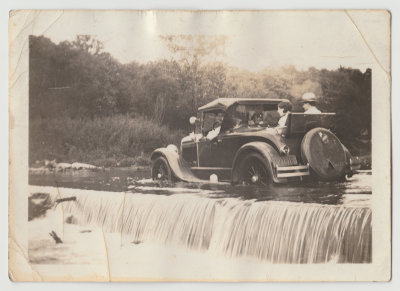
152;156;173;181
238;153;272;186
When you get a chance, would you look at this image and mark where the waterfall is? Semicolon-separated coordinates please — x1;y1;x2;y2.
209;200;371;263
63;191;216;250
59;190;371;264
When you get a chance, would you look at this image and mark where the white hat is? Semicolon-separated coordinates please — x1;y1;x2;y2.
301;92;317;103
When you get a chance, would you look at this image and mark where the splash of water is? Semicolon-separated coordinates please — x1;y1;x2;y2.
61;191;371;263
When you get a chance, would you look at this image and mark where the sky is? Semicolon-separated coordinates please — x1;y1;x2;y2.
17;10;389;72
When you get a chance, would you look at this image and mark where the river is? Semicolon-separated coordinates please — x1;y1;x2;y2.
28;168;372;272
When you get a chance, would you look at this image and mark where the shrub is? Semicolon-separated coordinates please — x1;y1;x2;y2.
29;115;184;167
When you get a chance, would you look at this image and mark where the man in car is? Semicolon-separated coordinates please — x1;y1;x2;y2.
206;112;224;140
249;111;264;126
300;92;322;114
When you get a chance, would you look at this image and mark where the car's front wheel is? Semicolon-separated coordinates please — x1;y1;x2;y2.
238;152;272;186
151;156;173;181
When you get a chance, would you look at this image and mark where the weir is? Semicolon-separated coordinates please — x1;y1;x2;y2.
60;190;371;264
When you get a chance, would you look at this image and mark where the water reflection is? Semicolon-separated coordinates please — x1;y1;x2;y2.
29;168;371;206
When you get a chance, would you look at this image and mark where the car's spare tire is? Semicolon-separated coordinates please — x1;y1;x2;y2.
301;127;346;180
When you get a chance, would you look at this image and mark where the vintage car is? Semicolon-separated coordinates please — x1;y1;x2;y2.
151;98;360;185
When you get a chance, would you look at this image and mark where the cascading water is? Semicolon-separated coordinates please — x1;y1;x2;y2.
209;200;371;263
59;189;371;264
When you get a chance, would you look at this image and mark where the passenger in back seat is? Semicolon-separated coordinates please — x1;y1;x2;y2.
276;101;293;135
300;92;322;114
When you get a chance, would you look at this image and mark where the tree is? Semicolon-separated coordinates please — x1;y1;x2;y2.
318;67;371;151
158;34;229;125
29;35;132;118
29;35;371;152
72;35;104;55
159;34;228;65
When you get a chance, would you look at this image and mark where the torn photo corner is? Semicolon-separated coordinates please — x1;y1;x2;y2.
9;10;391;282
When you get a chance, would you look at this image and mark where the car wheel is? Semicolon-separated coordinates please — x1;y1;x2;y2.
238;153;272;186
152;156;173;181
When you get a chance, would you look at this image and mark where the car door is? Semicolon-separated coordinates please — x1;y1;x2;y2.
197;110;225;167
197;137;213;167
200;133;228;167
198;128;236;168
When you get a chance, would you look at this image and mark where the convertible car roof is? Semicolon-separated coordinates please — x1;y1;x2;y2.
198;98;289;112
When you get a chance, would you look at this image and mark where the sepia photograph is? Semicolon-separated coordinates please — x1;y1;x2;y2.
8;10;391;281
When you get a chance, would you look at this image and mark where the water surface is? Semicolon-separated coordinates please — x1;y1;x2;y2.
29;168;371;206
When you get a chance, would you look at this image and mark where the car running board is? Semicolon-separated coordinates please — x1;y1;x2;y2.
276;164;310;178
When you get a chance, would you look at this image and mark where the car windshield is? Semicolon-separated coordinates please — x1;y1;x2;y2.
227;104;280;129
203;111;225;134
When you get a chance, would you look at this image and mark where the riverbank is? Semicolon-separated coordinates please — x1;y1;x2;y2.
29;115;183;168
30;160;150;173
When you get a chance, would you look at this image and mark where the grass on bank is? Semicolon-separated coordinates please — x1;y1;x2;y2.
29;115;185;167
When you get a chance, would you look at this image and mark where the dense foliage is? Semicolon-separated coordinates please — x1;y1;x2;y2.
30;115;183;167
29;35;371;166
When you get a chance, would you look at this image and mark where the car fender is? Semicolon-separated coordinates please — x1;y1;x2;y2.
151;148;202;182
231;141;282;183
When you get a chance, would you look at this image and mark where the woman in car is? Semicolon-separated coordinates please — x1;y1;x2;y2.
277;101;292;126
276;101;293;134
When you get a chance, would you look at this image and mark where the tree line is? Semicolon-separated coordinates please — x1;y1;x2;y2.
29;35;371;162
